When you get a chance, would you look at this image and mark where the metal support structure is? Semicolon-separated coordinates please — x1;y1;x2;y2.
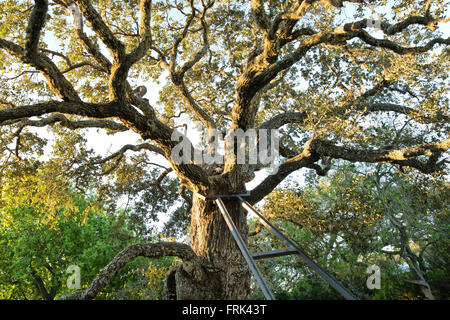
204;192;358;300
196;192;250;201
238;197;358;301
215;197;275;300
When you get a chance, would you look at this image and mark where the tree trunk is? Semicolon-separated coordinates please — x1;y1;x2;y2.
164;193;251;299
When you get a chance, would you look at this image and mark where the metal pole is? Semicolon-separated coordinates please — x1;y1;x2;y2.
251;247;298;260
215;197;275;300
239;197;358;300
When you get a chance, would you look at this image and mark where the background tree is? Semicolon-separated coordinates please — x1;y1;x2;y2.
0;157;177;300
0;0;448;299
248;162;449;300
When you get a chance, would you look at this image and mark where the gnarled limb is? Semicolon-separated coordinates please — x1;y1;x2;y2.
1;36;80;102
72;0;125;58
91;143;165;164
58;242;205;300
73;0;153;102
249;139;320;204
258;111;308;130
249;136;449;204
164;2;216;129
0;113;129;132
0;99;211;192
0;101;119;123
24;0;48;59
309;138;450;174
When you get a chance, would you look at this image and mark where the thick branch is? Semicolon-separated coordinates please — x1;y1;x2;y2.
0;39;81;101
25;0;48;58
232;31;346;131
362;102;449;123
67;7;155;118
356;31;449;55
309;138;450;174
0;101;119;123
249;136;449;204
72;13;112;72
73;0;125;57
0;113;129;132
127;0;153;65
0;100;210;191
258;111;307;130
168;5;216;129
91;142;165;165
233;12;449;133
57;242;204;300
72;0;131;101
249;139;320;204
251;0;270;31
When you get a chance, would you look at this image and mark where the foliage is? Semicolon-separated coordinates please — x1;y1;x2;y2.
249;162;449;300
0;161;175;300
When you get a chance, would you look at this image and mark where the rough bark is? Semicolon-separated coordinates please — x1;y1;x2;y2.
59;242;206;300
176;194;251;299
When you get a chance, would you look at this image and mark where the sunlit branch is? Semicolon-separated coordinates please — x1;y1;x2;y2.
57;242;205;300
73;0;125;57
249;137;449;204
91;143;165;165
1;37;80;102
167;3;216;129
24;0;48;58
0;113;129;132
0;101;119;124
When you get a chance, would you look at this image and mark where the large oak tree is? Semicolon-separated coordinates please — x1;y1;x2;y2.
0;0;448;299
